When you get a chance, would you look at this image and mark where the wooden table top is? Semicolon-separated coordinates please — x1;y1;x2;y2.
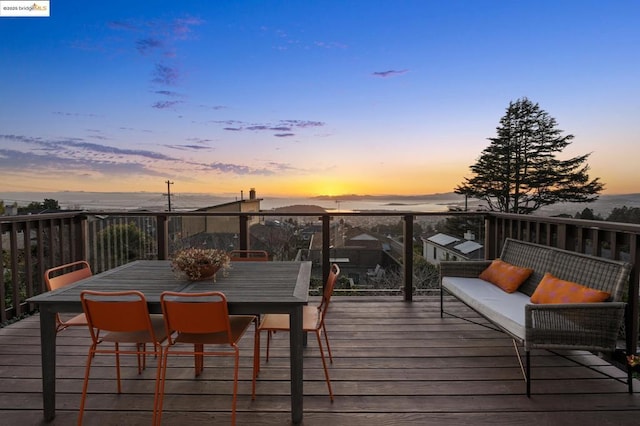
29;260;312;312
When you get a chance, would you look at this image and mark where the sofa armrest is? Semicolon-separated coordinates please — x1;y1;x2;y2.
440;260;492;279
524;302;626;352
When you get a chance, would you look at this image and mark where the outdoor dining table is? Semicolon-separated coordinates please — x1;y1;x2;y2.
27;259;312;424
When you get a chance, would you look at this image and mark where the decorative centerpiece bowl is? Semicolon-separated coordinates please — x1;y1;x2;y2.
171;248;231;281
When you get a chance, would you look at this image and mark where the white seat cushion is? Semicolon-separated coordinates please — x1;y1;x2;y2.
442;277;530;340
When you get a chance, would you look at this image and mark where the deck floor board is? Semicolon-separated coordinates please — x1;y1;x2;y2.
1;296;639;425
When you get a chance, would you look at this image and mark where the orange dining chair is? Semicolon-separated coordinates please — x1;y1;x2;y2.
45;260;92;332
158;291;256;426
253;263;340;401
78;290;167;426
229;249;269;262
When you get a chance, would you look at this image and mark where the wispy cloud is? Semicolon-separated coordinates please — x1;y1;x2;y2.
216;119;325;137
53;111;100;118
152;100;183;110
155;90;183;97
199;104;227;111
372;69;409;78
282;120;325;128
137;38;164;55
101;16;205;111
0;148;165;179
119;127;154;133
186;137;214;143
164;137;214;151
165;144;211;151
171;16;205;39
246;125;270;131
152;63;180;86
206;162;284;176
0;134;303;182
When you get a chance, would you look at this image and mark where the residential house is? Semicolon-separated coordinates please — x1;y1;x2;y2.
422;232;483;265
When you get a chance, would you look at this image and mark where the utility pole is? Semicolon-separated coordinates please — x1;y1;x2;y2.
165;180;174;211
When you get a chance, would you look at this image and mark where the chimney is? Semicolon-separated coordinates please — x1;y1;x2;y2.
249;188;256;200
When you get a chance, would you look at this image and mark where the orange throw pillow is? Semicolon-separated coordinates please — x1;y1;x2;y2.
478;259;533;293
530;273;610;304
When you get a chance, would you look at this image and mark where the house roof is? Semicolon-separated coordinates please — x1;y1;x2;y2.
427;233;460;246
351;233;378;241
193;198;262;212
454;240;483;254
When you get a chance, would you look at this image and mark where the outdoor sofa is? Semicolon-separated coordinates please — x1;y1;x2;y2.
439;237;633;396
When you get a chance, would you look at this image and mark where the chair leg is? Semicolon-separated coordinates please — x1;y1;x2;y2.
266;331;272;362
526;350;531;397
231;349;240;426
194;344;204;377
152;344;163;426
321;324;333;363
252;327;260;400
254;321;260;376
114;343;122;394
77;347;96;426
136;343;146;374
315;331;334;401
155;348;170;426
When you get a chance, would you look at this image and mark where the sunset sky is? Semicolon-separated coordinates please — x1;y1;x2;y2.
1;1;638;198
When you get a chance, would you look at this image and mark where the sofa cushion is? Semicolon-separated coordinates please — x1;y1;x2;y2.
479;259;533;293
442;276;529;340
530;272;611;304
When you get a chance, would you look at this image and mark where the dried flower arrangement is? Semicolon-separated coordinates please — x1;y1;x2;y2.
171;248;231;281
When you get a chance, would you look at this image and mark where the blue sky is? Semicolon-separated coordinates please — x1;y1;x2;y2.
1;1;638;197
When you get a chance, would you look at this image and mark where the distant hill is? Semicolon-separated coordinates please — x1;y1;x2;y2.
270;204;327;214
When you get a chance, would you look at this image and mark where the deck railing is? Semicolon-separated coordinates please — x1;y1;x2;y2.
2;209;639;351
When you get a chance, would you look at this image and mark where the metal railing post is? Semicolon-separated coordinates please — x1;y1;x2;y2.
403;214;413;302
157;214;169;260
239;215;250;250
322;215;331;286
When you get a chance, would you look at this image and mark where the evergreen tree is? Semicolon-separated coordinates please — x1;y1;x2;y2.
438;209;484;241
456;97;603;214
573;207;603;221
18;199;61;214
42;199;61;210
607;206;640;224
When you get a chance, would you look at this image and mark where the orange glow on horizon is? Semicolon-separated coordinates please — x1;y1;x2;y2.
1;164;635;198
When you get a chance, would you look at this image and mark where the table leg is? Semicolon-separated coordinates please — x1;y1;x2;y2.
289;305;303;424
39;307;57;421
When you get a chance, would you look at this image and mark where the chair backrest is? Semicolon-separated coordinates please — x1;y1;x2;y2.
318;264;340;324
229;250;269;262
45;260;92;291
80;290;158;343
161;291;233;343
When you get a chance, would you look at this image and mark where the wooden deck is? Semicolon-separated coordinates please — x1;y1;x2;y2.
1;296;639;425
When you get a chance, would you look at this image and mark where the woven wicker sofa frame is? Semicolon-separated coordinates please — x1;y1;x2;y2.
439;238;633;396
